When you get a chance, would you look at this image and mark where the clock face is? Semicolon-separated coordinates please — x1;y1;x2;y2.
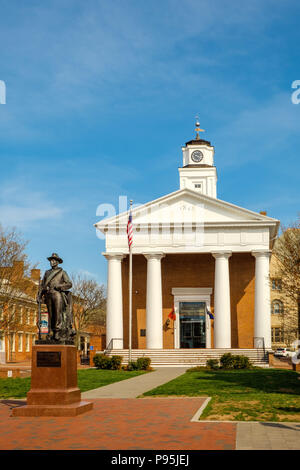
191;150;203;163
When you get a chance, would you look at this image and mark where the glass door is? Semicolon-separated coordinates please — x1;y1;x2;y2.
179;301;206;348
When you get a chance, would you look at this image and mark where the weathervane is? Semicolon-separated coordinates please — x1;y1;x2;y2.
195;115;204;140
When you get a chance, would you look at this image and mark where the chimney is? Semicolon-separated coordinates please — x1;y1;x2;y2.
260;211;267;216
13;260;24;277
31;269;41;282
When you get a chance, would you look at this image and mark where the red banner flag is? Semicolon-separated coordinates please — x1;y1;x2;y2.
168;307;176;321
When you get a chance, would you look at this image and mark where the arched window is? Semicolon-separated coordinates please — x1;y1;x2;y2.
271;299;284;315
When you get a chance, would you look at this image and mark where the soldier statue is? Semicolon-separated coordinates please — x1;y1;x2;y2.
37;253;75;343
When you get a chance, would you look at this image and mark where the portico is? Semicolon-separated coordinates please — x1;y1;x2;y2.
96;128;279;356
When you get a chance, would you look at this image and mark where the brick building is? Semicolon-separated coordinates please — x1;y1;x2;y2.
95;127;280;364
270;246;299;348
0;262;40;364
0;262;106;365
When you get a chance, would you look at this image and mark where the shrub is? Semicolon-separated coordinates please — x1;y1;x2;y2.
220;353;252;369
110;355;123;370
220;353;234;369
232;355;251;369
206;359;219;370
126;360;139;371
136;357;152;370
186;366;206;372
93;354;123;370
125;357;152;371
93;354;111;369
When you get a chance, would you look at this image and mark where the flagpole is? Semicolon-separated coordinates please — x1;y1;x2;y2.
128;200;133;363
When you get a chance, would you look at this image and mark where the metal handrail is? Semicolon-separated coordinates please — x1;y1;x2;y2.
104;338;123;355
254;336;266;359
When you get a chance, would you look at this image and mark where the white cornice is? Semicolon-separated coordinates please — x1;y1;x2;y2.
95;188;279;227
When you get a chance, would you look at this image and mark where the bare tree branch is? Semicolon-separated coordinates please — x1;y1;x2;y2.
272;218;300;342
71;273;106;348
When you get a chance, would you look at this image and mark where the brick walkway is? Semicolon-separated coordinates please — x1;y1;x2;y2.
0;398;236;450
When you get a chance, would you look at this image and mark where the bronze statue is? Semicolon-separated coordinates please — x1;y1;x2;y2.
37;253;75;343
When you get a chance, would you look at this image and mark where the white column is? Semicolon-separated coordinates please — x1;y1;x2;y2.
252;250;272;349
212;251;232;348
104;253;125;349
144;253;165;349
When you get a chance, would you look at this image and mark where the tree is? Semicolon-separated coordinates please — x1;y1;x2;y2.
71;274;106;349
0;224;38;359
272;218;300;343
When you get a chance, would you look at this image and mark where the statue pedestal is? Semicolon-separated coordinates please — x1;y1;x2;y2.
12;344;93;417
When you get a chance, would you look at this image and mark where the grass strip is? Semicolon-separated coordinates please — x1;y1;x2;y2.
0;369;147;399
143;368;300;422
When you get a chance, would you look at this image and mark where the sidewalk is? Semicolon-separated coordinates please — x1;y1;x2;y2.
0;366;299;450
82;367;188;398
0;398;236;450
236;421;300;450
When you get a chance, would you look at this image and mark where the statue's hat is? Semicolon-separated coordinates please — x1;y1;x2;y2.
47;253;63;264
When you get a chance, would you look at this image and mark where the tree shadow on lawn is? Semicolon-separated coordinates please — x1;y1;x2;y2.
261;422;300;430
197;369;300;396
276;407;300;413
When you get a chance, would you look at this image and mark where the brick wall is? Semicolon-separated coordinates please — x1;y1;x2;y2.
122;252;255;349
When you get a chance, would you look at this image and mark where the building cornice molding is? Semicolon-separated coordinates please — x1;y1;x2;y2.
172;287;213;296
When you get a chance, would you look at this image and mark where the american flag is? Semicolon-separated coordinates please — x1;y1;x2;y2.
127;208;133;249
206;307;214;319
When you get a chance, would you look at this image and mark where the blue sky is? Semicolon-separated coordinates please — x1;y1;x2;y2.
0;0;299;284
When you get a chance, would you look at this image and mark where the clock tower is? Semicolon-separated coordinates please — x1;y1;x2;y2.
179;120;217;198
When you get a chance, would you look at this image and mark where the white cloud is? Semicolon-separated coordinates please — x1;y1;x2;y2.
0;181;64;228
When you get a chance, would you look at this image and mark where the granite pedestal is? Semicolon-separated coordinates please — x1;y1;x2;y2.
13;344;93;417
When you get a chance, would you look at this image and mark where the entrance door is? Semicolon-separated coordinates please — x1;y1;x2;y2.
179;301;206;348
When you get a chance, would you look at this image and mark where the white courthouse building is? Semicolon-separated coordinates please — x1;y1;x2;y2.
95;125;279;365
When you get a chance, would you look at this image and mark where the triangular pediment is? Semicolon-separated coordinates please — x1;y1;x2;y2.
95;189;279;229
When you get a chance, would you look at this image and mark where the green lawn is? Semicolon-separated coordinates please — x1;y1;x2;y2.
143;368;300;422
0;369;147;399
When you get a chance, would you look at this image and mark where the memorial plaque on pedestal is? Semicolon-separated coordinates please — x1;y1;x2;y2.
37;351;61;367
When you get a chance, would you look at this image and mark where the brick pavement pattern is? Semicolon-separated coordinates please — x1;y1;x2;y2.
0;398;236;450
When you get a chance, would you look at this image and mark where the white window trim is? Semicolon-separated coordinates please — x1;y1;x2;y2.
272;299;284;315
19;307;23;324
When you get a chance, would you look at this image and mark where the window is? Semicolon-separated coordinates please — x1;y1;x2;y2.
140;329;146;337
194;184;202;189
25;334;30;352
271;299;284;315
272;279;282;291
10;304;16;321
272;327;284;343
19;307;23;324
18;333;23;352
0;332;4;352
10;333;15;352
26;309;30;325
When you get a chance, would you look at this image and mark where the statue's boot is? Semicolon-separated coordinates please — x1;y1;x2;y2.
53;331;61;342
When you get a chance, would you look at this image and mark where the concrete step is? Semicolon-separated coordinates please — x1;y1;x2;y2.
103;348;269;366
